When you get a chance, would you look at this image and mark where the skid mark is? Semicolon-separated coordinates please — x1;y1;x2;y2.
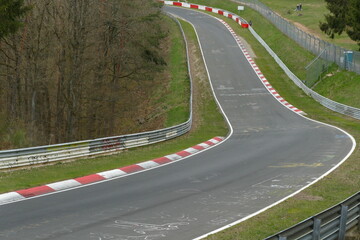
90;232;165;240
269;163;324;168
107;220;189;235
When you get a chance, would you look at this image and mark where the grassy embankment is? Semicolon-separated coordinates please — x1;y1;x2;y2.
162;17;190;126
0;16;228;193
261;0;360;109
314;68;360;108
262;0;358;50
184;0;360;239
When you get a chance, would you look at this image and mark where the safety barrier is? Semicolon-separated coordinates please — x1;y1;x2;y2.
249;27;360;120
266;191;360;240
0;14;193;170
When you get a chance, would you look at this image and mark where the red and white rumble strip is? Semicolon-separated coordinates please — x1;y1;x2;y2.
218;19;305;115
161;1;249;28
0;137;224;205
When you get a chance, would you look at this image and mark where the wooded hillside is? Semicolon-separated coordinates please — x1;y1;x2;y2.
0;0;173;149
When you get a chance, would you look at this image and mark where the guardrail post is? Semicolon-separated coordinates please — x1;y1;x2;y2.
338;205;349;240
313;218;321;240
358;197;360;231
358;206;360;232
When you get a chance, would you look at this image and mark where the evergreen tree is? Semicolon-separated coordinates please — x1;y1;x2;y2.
0;0;30;39
320;0;360;49
346;0;360;48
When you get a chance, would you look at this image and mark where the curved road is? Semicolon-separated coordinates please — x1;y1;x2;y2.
0;7;354;240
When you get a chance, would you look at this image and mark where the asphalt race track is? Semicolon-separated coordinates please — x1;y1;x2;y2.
0;6;354;240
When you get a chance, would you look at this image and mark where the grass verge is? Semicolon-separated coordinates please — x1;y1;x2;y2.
314;68;360;109
162;16;191;126
174;2;360;239
255;0;358;50
0;16;228;193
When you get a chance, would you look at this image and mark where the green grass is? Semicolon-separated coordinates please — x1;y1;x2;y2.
174;2;360;239
255;0;358;50
165;17;191;126
314;68;360;108
153;16;190;127
0;16;228;193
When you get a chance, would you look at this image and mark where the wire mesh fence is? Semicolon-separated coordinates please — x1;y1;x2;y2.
305;49;332;88
237;0;360;75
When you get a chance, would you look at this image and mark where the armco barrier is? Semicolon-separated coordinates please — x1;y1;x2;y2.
248;27;360;120
0;120;192;170
162;1;360;120
0;14;193;170
266;191;360;240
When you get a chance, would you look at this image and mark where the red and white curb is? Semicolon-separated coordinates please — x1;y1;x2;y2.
218;19;305;115
0;137;224;205
161;1;249;28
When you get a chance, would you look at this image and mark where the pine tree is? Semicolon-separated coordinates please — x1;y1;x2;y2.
346;0;360;48
320;0;360;49
0;0;30;39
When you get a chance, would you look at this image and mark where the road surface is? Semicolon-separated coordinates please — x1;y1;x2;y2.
0;6;354;240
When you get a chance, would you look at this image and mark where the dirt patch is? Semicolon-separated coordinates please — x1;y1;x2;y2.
295;192;324;201
187;37;208;133
238;34;257;58
346;229;360;240
292;21;322;38
267;8;322;39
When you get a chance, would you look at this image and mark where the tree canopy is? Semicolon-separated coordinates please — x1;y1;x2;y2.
320;0;360;49
0;0;30;38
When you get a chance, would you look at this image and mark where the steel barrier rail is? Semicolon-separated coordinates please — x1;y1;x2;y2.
265;191;360;240
0;14;193;170
248;27;360;120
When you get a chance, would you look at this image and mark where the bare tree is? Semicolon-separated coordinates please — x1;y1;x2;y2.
0;0;168;148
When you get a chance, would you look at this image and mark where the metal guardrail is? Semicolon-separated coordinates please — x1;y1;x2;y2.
0;123;191;169
249;27;360;120
266;191;360;240
237;0;360;74
0;14;193;170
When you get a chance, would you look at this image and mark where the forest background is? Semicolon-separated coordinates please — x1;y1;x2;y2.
0;0;175;149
